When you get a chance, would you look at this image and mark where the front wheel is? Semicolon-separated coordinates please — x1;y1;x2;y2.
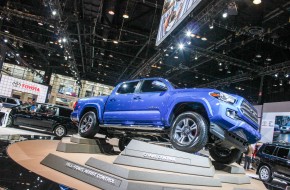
79;111;99;138
258;165;273;182
209;146;242;164
170;112;208;153
54;125;67;138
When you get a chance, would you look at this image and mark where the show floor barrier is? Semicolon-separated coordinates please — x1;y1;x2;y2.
7;134;266;190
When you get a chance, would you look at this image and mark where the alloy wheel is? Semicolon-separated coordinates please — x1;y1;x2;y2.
260;167;270;181
173;118;199;146
80;115;94;133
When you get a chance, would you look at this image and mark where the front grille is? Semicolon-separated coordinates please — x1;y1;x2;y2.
241;100;258;124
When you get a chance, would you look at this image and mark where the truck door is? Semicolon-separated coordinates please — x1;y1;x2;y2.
130;79;170;125
103;80;140;124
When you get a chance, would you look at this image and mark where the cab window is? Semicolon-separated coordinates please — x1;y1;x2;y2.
140;80;167;93
276;148;290;160
117;81;139;94
262;145;275;155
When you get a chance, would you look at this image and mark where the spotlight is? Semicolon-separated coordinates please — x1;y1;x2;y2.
174;55;178;59
62;37;67;42
4;30;9;33
165;53;169;56
209;24;214;29
201;37;207;41
219;68;223;71
170;46;174;50
190;34;195;38
38;22;44;26
227;70;231;74
187;41;191;45
186;31;192;37
113;40;119;44
266;57;271;61
52;10;57;15
3;39;8;43
178;43;184;50
222;12;228;18
253;0;261;4
285;74;289;78
195;75;199;79
194;55;198;60
219;62;222;66
274;73;278;77
123;13;129;19
16;53;19;56
58;39;62;43
108;10;115;15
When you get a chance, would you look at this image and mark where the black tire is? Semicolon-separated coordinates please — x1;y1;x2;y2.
78;111;99;138
258;165;273;182
54;125;67;137
209;146;242;164
6;115;13;127
118;137;131;151
170;111;208;153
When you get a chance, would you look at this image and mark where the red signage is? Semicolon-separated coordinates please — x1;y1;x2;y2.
12;81;40;92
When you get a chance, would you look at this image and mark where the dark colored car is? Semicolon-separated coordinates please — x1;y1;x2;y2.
7;103;77;137
0;95;21;108
256;143;290;184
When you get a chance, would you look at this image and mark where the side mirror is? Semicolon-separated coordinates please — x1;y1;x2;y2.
152;81;167;91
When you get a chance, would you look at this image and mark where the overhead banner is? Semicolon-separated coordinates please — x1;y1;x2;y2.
156;0;202;46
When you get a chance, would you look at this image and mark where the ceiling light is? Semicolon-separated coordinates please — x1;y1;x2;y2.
219;62;222;66
222;12;228;18
195;75;199;79
186;31;192;37
49;25;54;28
202;78;206;81
190;34;195;38
3;39;8;43
108;10;115;15
24;55;27;58
279;80;283;86
201;37;207;41
187;41;191;45
49;41;53;44
274;73;278;77
38;22;44;26
266;57;271;61
178;43;184;50
56;54;60;56
209;24;214;29
100;52;104;56
285;74;289;78
109;54;113;58
256;54;262;58
113;40;119;44
123;13;129;19
253;0;261;4
219;68;223;71
170;46;174;50
62;37;67;42
165;53;169;56
196;35;200;39
174;55;178;59
4;30;9;33
227;70;231;74
194;55;198;60
16;53;19;56
58;39;62;43
30;57;33;59
52;10;57;15
103;38;107;41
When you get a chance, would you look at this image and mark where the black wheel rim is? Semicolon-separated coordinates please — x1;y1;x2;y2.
80;114;94;133
173;118;199;146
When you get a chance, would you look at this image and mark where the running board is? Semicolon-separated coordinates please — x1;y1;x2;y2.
100;124;165;131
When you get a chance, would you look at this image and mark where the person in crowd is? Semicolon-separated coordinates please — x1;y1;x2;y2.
244;145;254;170
30;102;37;112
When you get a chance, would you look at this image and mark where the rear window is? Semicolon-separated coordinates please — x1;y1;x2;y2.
117;81;139;94
262;145;276;155
59;107;72;117
276;148;290;159
7;98;17;104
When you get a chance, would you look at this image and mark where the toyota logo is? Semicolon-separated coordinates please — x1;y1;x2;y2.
12;81;21;88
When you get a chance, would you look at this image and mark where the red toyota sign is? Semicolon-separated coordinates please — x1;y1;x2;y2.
12;81;40;92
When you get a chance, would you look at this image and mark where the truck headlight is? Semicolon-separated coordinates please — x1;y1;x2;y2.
210;92;236;104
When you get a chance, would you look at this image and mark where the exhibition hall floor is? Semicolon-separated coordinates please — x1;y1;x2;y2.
0;127;288;190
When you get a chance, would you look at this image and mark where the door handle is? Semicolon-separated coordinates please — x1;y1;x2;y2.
133;96;141;100
110;98;116;102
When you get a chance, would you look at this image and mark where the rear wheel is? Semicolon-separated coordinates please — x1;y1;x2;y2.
258;165;273;182
54;125;67;138
118;137;131;151
79;111;99;138
209;146;242;164
170;112;208;153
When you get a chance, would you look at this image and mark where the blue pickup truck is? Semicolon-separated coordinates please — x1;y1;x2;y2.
71;78;261;164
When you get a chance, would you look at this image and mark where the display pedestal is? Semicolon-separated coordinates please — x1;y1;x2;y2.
56;134;114;154
7;139;266;190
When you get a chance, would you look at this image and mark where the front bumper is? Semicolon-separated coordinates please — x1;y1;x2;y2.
280;127;290;133
210;101;261;144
